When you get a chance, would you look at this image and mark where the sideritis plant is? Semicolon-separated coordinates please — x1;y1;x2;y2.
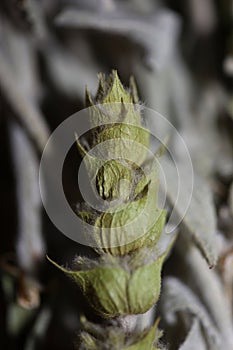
48;70;175;349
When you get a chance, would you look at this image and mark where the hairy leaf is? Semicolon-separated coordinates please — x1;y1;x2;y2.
161;277;222;350
162;159;218;266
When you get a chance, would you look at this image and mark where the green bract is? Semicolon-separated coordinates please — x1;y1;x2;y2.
81;70;150;179
78;167;163;255
78;318;161;350
47;253;165;318
94;208;166;256
75;71;162;254
85;71;140;126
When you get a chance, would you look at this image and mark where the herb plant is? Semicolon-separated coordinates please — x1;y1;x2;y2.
49;70;174;349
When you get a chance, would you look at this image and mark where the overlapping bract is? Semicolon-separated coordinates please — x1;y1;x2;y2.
50;71;174;348
78;317;161;350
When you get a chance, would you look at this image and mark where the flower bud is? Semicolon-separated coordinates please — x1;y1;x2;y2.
77;71;150;178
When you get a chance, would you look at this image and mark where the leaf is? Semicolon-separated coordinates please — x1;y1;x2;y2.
162;159;218;267
45;45;98;98
55;8;180;71
10;121;46;271
181;174;218;267
183;246;233;347
0;18;49;151
179;319;207;350
161;277;222;350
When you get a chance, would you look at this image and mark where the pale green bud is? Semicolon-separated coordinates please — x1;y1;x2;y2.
96;159;133;201
85;71;140;127
76;136;135;201
79;70;150;173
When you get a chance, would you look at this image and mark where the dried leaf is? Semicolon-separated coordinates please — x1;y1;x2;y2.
9;121;45;271
161;277;222;350
0;19;49;151
45;45;98;98
55;8;180;70
179;319;207;350
182;246;233;348
162;159;218;267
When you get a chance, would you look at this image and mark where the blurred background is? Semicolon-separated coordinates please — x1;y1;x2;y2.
0;0;233;349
